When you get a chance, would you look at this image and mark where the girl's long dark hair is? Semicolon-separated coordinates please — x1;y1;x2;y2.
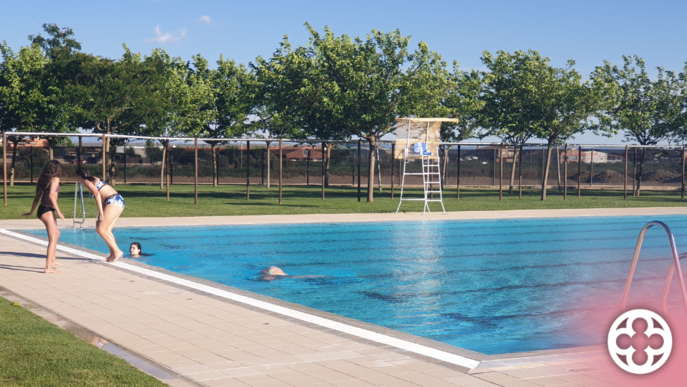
75;167;97;182
36;160;62;195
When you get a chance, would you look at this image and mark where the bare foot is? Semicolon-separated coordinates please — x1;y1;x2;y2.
53;261;64;266
107;252;124;263
45;268;61;274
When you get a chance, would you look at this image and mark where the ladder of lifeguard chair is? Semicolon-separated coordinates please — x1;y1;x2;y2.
73;182;86;228
395;121;446;215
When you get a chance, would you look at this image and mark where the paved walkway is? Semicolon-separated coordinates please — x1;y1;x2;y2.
2;209;677;386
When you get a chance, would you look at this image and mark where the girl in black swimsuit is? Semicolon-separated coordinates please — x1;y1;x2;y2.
22;160;65;273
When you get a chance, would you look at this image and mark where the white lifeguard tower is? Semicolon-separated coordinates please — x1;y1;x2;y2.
394;118;458;214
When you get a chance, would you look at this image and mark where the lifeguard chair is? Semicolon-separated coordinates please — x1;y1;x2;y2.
394;118;458;214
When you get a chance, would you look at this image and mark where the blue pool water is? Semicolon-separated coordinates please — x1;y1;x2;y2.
28;215;687;355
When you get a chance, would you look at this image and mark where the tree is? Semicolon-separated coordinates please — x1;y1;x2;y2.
482;50;608;200
0;42;48;185
437;66;484;185
70;45;164;184
592;56;684;195
203;56;255;186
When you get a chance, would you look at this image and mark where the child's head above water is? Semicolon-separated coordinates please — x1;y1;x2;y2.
129;242;142;257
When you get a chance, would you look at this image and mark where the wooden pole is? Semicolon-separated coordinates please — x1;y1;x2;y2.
682;145;686;200
624;145;628;200
499;146;503;201
279;139;282;204
391;143;395;199
2;131;6;206
193;138;198;205
577;146;581;198
632;148;637;197
590;148;594;187
78;136;82;166
564;145;568;201
246;140;250;201
321;142;325;200
102;133;107;181
166;142;170;201
357;139;361;202
518;146;522;199
456;145;461;199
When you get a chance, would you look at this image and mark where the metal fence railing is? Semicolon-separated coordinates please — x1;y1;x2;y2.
2;132;686;206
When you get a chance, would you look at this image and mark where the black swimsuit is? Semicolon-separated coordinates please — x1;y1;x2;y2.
36;205;55;219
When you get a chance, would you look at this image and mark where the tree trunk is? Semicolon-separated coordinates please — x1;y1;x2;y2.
212;143;218;187
637;147;646;196
367;138;376;202
509;146;519;195
442;145;451;189
160;140;167;190
9;139;19;187
325;143;332;188
109;139;117;186
541;142;554;201
376;146;382;192
266;141;271;189
556;146;561;191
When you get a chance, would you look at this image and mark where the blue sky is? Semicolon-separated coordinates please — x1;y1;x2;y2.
3;0;686;143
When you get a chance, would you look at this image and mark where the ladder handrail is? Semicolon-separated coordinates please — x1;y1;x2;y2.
620;221;687;315
73;182;86;228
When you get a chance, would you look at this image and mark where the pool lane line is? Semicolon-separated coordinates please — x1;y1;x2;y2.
0;229;481;371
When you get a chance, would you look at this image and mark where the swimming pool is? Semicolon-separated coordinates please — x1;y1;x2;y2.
28;215;687;355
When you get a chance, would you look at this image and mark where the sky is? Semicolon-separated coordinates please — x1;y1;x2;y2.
2;0;686;144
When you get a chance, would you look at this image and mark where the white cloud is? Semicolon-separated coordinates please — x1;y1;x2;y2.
145;25;187;44
199;15;212;24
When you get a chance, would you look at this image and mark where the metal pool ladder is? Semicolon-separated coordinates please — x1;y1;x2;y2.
73;182;86;229
621;221;687;315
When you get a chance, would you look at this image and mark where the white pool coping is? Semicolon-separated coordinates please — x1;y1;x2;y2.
0;228;482;370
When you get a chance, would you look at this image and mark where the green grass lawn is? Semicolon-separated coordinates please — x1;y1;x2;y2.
0;296;166;387
1;183;685;220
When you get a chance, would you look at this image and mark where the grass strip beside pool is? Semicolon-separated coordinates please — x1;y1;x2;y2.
0;296;165;387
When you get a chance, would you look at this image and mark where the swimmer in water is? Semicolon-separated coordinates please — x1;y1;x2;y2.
129;242;142;257
258;266;323;281
259;266;287;281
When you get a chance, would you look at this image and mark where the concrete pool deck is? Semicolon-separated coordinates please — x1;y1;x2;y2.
2;207;685;386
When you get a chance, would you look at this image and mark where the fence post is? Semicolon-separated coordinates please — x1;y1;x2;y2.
321;142;325;201
590;148;594;186
30;147;34;183
493;148;496;186
102;133;107;181
391;143;395;199
2;131;6;206
499;146;503;201
564;145;568;201
279;139;283;204
195;140;201;203
682;145;686;200
166;142;170;201
456;145;461;199
357;139;361;202
518;146;523;199
123;145;127;184
632;148;637;197
624;145;628;200
247;140;250;201
306;145;310;186
577;146;581;198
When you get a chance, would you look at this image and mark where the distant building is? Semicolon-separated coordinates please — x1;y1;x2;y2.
271;146;324;161
4;136;49;148
560;148;623;164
